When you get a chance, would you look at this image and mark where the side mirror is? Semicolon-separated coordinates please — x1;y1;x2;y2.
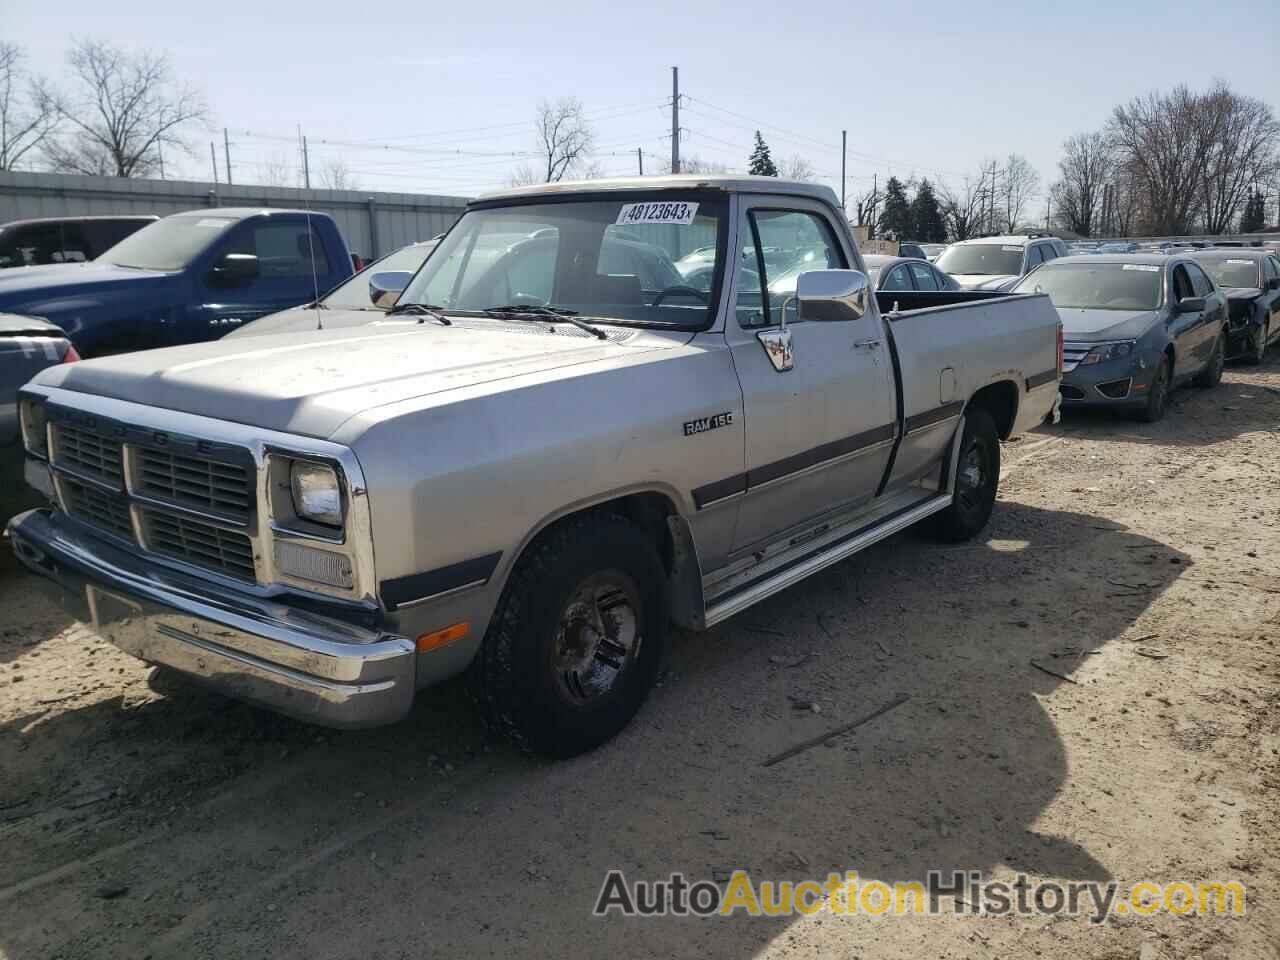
368;270;413;308
1176;296;1206;314
794;269;870;323
208;253;258;285
1268;277;1280;291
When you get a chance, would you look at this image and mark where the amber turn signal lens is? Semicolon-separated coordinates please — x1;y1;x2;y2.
415;622;470;653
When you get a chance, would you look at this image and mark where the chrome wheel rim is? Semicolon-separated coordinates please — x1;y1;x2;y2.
1214;338;1224;378
552;572;642;705
1151;362;1167;415
1257;326;1268;361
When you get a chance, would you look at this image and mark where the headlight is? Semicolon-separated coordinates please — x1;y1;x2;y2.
19;398;48;457
1080;342;1134;365
290;461;343;527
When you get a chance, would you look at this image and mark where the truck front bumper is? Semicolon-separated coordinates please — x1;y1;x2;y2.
7;509;416;729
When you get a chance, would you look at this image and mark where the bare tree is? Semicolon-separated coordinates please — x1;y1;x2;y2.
1108;84;1222;235
0;43;57;170
43;39;208;178
850;182;882;235
1000;154;1040;232
937;174;988;240
782;155;816;182
1198;82;1280;234
657;155;730;175
533;97;593;183
318;158;359;191
256;153;298;187
1050;131;1112;237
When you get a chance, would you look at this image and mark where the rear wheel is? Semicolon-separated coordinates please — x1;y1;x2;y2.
470;513;667;758
928;408;999;542
1244;322;1269;365
1134;354;1169;423
1194;332;1224;388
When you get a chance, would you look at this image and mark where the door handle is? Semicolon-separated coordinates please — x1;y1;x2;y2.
853;338;882;350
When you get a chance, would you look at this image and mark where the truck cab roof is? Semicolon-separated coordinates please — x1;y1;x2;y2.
478;174;840;207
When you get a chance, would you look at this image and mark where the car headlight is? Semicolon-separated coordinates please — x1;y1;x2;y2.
290;461;343;527
1080;342;1134;365
19;397;48;457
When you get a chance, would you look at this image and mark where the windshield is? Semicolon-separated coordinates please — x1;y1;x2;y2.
1197;257;1261;289
934;243;1023;276
1012;262;1163;310
322;241;437;310
399;193;726;328
97;215;236;270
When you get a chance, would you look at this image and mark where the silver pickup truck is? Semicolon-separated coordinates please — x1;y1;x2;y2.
7;176;1060;756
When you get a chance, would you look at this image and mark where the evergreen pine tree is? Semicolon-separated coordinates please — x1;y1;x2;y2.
747;132;778;177
878;176;912;239
909;178;947;242
1239;190;1266;233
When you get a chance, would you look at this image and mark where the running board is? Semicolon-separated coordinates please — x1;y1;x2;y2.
703;493;953;628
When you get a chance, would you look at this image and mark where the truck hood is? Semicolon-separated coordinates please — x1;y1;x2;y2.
1058;307;1160;342
31;321;680;438
0;261;171;305
225;306;382;338
951;274;1018;291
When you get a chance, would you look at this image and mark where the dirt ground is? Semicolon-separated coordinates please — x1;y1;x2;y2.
3;359;1280;960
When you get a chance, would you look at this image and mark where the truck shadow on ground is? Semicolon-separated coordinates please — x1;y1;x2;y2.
0;498;1189;958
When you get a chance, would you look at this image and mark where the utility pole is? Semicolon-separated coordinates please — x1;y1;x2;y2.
157;141;165;180
670;66;681;175
841;130;847;211
1045;195;1051;232
637;147;643;176
302;135;311;189
870;172;878;237
209;141;219;185
223;128;233;186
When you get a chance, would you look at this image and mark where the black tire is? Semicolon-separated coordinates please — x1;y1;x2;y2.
469;513;667;758
1194;332;1224;388
1243;322;1268;365
1134;354;1170;423
928;408;1000;542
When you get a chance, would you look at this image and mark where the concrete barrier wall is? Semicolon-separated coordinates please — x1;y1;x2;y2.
0;170;472;259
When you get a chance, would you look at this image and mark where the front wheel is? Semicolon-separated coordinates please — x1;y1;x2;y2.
1194;332;1224;388
1244;322;1269;365
928;408;1000;542
1134;353;1170;423
470;513;668;758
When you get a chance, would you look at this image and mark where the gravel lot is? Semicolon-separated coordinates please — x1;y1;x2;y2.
2;360;1279;959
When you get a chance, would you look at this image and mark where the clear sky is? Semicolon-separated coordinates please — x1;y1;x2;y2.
5;0;1278;211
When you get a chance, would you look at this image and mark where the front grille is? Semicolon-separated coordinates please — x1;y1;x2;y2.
136;447;253;520
1059;384;1086;401
62;478;133;540
55;424;124;487
143;510;256;582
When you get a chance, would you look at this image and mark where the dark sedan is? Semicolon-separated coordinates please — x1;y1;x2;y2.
1012;255;1227;422
1;313;77;523
862;255;961;293
1186;249;1280;363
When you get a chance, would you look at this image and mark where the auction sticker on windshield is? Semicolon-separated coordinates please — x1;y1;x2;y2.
1122;264;1160;272
616;202;700;226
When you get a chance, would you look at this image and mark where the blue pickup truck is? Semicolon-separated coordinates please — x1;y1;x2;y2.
0;208;352;356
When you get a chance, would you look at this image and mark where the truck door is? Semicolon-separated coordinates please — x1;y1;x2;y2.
726;198;897;553
189;217;333;341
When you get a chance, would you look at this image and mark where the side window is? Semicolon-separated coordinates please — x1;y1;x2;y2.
1025;245;1044;271
1187;263;1213;297
14;224;62;265
1263;256;1279;282
58;223;90;263
228;222;332;278
881;265;912;292
742;209;846;327
1039;243;1058;263
909;262;939;291
1172;265;1195;301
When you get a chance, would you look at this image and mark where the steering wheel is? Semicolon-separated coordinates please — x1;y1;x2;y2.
652;285;711;306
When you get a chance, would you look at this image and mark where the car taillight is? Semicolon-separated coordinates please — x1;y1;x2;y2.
62;344;81;363
1057;324;1064;374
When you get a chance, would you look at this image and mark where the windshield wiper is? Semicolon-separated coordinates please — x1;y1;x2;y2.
386;302;452;325
482;304;607;340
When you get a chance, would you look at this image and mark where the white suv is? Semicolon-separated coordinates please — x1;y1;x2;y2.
934;235;1068;291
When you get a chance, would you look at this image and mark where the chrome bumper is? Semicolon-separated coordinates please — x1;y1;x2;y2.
7;509;416;729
